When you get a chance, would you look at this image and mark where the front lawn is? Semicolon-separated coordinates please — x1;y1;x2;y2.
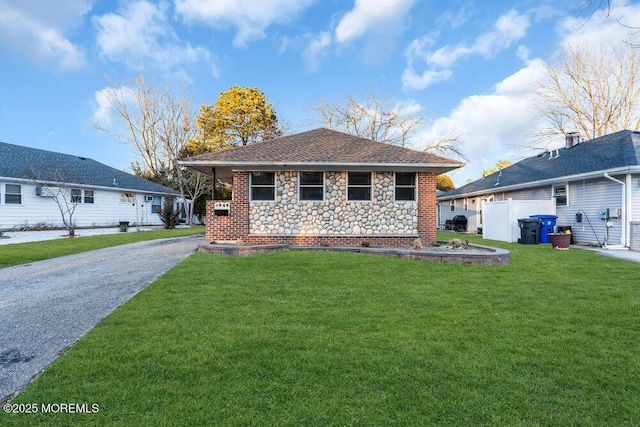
0;227;205;268
3;234;640;425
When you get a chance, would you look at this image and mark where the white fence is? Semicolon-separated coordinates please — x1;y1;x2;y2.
482;198;556;242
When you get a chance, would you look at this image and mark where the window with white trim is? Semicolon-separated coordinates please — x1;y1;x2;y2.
120;192;134;203
151;196;161;213
395;172;416;201
299;172;324;201
347;172;372;201
5;184;21;204
71;188;82;203
250;172;275;201
553;185;568;206
464;198;468;211
449;200;455;212
84;189;94;204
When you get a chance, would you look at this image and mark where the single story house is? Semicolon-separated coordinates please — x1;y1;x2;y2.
0;141;182;229
180;128;463;246
437;130;640;249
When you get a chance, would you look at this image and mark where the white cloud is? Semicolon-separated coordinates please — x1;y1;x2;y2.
420;59;547;186
558;0;640;49
92;85;137;128
402;9;530;90
175;0;314;48
334;0;415;44
401;68;452;90
0;0;89;70
93;1;210;72
302;32;332;73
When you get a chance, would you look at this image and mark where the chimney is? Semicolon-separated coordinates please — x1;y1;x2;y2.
565;132;580;149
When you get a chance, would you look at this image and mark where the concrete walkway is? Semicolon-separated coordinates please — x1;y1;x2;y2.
0;235;200;403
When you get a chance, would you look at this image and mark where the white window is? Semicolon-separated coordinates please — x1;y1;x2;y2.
120;192;134;203
395;172;416;201
449;200;455;212
151;196;162;213
84;189;94;204
250;172;275;201
71;188;82;203
464;198;468;211
299;172;324;201
553;185;568;206
5;184;21;204
347;172;372;201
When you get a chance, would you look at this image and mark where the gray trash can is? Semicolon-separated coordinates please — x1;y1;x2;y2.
518;218;540;244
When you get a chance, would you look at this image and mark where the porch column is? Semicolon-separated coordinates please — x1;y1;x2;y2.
417;172;438;245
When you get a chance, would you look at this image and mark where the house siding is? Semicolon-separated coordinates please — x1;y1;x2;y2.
206;171;437;246
439;177;626;246
0;181;165;228
631;174;640;222
561;177;623;246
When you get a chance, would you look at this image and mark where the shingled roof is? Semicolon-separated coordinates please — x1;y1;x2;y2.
180;128;463;175
439;130;640;200
0;141;178;194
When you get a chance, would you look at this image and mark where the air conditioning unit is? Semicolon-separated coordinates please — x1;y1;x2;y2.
144;195;154;202
35;186;57;197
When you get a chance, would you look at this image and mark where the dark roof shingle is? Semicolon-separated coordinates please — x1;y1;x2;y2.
440;130;640;198
183;128;462;168
0;141;177;194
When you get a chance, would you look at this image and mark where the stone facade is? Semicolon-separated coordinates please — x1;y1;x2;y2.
249;171;418;236
205;170;438;246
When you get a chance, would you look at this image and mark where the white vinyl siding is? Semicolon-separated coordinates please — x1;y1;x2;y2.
0;182;170;228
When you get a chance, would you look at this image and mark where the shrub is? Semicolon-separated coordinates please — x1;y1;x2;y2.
158;197;181;229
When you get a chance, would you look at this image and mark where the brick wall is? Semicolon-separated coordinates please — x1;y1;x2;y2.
205;170;439;246
205;171;249;241
417;172;437;245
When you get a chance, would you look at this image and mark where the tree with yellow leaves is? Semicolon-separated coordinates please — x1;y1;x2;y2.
436;175;455;192
482;160;511;177
191;86;281;154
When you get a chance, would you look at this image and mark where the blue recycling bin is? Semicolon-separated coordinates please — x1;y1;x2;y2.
530;214;558;244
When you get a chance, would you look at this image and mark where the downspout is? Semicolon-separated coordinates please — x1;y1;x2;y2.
603;173;626;248
626;173;632;248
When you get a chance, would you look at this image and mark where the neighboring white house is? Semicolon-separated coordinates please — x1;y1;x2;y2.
0;141;183;229
437;131;640;249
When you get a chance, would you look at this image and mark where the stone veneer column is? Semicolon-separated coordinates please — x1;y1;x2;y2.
417;172;438;245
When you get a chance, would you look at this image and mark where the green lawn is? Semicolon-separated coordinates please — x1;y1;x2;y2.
0;227;205;268
2;233;640;425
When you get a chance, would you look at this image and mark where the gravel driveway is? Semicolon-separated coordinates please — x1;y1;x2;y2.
0;235;200;403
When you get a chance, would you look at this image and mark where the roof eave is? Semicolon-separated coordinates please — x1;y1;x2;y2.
179;160;464;175
0;176;178;195
437;166;639;201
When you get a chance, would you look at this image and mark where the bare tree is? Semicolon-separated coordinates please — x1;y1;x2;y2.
572;1;640;45
31;166;85;236
312;91;462;156
533;42;640;144
95;76;210;225
313;91;421;147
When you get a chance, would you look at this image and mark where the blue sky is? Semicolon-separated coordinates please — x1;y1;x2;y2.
2;0;640;186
